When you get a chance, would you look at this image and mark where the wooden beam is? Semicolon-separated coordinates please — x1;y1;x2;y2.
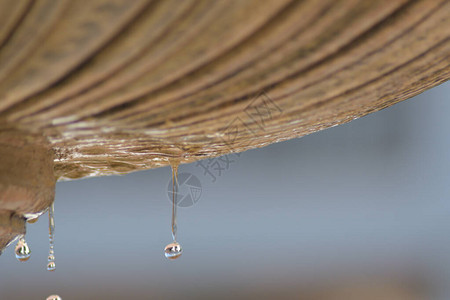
0;0;447;180
0;132;55;250
0;210;25;254
0;0;448;249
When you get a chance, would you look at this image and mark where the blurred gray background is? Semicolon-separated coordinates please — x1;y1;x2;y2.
0;82;449;299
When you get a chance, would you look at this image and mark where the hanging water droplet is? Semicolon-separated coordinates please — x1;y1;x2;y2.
24;211;44;223
47;261;56;271
14;237;31;262
48;255;55;261
27;217;39;224
164;161;183;260
46;295;62;300
164;241;182;260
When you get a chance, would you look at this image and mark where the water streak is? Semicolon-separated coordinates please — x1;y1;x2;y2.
171;162;178;241
47;202;56;271
164;161;182;259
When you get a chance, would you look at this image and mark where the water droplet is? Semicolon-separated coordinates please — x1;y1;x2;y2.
48;255;55;261
164;242;182;260
47;261;56;271
46;295;62;300
27;217;38;224
23;211;45;222
15;237;31;262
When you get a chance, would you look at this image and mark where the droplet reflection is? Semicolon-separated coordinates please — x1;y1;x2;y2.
47;261;56;271
14;237;31;262
164;241;182;260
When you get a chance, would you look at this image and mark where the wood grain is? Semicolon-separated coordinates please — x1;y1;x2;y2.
0;210;25;254
0;1;448;179
0;130;55;250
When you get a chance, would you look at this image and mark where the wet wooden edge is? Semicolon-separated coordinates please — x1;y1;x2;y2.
0;210;26;254
0;0;446;183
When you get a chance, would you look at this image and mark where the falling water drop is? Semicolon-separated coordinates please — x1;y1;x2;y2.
47;202;56;271
164;161;182;260
46;295;62;300
164;241;182;259
14;237;31;262
47;261;56;271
